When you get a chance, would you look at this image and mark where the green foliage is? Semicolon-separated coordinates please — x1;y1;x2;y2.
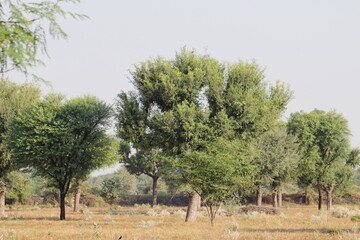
0;0;87;78
287;109;354;201
116;48;292;215
251;123;299;189
5;171;31;204
6;94;118;219
179;139;254;205
100;175;123;201
351;214;360;222
0;79;40;176
116;166;137;195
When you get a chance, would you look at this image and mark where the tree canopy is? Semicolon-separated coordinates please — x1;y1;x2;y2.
251;123;299;206
116;48;293;221
0;78;40;216
287;109;353;210
6;94;118;219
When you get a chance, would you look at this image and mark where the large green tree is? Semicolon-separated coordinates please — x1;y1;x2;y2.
287;109;352;210
0;0;87;78
0;78;40;216
116;49;292;222
6;95;118;220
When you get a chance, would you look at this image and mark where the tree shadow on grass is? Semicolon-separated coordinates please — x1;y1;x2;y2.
242;228;358;234
3;216;62;221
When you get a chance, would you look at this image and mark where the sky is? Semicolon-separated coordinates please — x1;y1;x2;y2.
12;0;360;151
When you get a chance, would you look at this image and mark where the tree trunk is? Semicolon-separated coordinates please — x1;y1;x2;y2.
73;184;81;212
256;183;262;206
317;185;323;210
325;183;335;210
204;203;219;226
0;188;5;218
272;192;278;208
151;176;159;208
277;187;283;208
304;188;310;205
185;192;200;222
60;190;66;220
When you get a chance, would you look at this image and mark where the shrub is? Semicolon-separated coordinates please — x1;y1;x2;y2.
81;193;107;207
351;214;360;222
331;206;351;218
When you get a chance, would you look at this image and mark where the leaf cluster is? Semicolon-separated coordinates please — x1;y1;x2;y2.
0;0;88;77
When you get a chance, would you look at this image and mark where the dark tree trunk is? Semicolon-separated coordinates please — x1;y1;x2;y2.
256;183;262;206
185;192;200;222
317;185;323;210
74;184;81;212
277;187;283;208
0;188;5;217
151;176;159;208
272;192;278;208
60;190;66;220
325;183;335;210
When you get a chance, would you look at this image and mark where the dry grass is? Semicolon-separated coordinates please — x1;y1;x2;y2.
0;204;359;240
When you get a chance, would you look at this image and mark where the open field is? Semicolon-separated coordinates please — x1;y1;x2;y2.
0;205;359;240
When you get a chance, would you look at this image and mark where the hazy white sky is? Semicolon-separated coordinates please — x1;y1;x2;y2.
14;0;360;148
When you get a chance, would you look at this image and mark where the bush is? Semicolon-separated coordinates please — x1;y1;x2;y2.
351;214;360;222
81;193;107;207
331;206;351;218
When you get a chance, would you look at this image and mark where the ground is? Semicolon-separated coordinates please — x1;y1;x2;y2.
0;204;359;240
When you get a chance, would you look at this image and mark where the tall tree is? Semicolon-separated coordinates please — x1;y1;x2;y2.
116;48;292;222
287;109;352;210
0;78;40;216
115;50;212;207
6;95;118;220
0;0;87;78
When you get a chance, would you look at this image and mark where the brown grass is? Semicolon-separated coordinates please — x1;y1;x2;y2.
0;204;359;240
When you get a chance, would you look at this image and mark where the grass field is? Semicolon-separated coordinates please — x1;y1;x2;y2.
0;204;359;240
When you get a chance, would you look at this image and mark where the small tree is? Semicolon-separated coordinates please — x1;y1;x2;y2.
251;124;299;207
6;95;118;220
179;139;254;225
119;146;170;207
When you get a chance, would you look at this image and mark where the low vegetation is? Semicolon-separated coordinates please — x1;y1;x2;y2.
1;205;360;240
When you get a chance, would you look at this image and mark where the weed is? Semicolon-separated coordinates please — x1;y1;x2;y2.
93;222;101;239
351;214;360;222
332;206;351;218
325;227;343;235
225;221;240;240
